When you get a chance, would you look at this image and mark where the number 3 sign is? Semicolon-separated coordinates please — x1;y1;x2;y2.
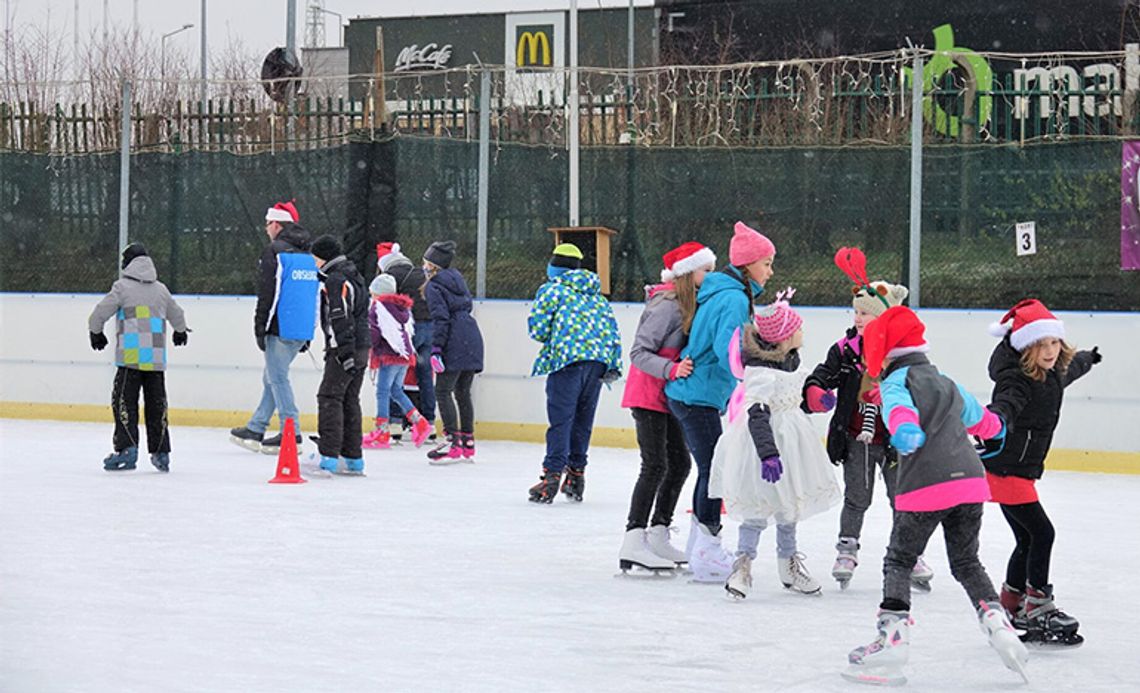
1016;221;1037;256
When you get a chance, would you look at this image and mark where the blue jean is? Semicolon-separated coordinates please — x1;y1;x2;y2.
667;399;724;532
247;335;306;434
737;520;798;560
376;364;415;418
543;360;606;474
412;321;436;423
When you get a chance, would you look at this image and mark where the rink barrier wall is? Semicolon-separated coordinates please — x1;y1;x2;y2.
1;293;1138;474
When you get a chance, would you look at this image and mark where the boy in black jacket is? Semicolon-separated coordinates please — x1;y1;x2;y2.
983;299;1100;647
311;235;371;475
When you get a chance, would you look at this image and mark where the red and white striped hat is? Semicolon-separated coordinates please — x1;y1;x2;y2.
661;242;717;283
989;299;1065;352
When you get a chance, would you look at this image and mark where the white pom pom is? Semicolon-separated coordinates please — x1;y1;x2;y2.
660;269;675;283
988;321;1011;338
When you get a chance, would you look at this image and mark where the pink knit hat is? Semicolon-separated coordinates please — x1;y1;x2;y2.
753;288;803;344
730;221;776;266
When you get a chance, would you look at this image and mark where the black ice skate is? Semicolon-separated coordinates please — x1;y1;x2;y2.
561;467;585;502
1020;584;1083;648
103;446;138;471
528;468;562;504
229;426;263;452
260;431;304;455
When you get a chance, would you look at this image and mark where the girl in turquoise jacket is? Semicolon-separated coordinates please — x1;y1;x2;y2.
665;221;775;583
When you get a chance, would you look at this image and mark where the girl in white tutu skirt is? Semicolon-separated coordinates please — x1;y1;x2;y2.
711;289;841;599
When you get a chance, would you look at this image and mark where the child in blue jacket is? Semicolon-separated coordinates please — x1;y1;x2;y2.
664;221;774;583
526;243;622;504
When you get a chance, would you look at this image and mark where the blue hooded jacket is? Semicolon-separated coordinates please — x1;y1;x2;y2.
424;267;485;373
664;266;762;411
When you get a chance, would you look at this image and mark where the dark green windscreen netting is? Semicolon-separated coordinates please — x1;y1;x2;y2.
2;136;1135;310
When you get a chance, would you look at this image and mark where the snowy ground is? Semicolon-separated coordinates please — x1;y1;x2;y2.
1;419;1137;693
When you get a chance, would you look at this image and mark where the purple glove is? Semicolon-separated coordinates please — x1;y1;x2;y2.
761;455;783;483
805;385;836;413
430;348;445;374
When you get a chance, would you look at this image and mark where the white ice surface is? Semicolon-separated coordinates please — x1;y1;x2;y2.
1;419;1137;693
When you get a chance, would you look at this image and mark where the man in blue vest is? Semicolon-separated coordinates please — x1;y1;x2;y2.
230;201;320;454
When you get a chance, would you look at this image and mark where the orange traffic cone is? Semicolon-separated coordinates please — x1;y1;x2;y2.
268;417;306;484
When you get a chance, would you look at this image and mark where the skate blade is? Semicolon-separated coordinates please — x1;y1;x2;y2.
331;470;366;477
427;458;464;466
724;586;747;601
836;578;851;591
910;577;932;592
300;464;334;479
841;665;907;687
782;584;823;597
230;437;263;453
614;568;675;579
1022;632;1083;650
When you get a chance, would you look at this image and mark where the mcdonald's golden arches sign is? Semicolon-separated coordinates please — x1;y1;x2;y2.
516;26;553;68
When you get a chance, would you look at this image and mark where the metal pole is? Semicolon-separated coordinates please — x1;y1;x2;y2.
199;0;207;106
568;0;579;226
476;69;491;299
908;53;923;308
627;0;634;96
118;79;132;276
286;0;297;144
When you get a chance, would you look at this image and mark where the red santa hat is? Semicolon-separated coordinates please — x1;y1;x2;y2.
863;306;930;378
661;242;717;283
988;299;1065;352
265;200;299;223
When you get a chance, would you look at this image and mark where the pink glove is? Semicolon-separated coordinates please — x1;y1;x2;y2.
430;349;445;374
863;386;881;406
806;385;837;413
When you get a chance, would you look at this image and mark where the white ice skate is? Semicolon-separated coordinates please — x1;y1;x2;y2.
646;524;688;566
833;537;859;591
979;601;1030;683
617;529;675;577
910;555;934;592
842;610;911;687
688;522;733;583
725;554;752;601
778;552;822;595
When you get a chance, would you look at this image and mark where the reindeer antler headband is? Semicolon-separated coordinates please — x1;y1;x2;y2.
834;247;890;310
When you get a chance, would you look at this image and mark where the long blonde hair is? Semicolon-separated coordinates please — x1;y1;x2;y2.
672;272;700;335
1019;339;1076;382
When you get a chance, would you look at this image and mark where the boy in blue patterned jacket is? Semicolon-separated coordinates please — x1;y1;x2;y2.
526;243;622;504
88;243;188;473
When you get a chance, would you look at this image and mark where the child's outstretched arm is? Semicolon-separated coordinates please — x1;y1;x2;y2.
956;383;1004;440
1063;347;1101;387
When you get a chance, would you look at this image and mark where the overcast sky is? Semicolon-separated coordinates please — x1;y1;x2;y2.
13;1;653;61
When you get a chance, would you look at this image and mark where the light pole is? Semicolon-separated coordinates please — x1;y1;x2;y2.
161;23;194;85
312;5;344;46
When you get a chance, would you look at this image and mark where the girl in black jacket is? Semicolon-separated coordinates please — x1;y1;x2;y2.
984;299;1100;647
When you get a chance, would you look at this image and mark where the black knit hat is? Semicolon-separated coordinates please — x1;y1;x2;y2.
310;234;343;262
121;242;149;270
424;240;457;269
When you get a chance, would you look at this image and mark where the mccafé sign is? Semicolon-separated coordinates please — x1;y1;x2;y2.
394;43;453;72
516;27;552;67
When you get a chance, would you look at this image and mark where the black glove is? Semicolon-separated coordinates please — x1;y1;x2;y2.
1090;346;1102;364
256;334;266;352
299;341;310;353
90;332;108;351
172;330;188;346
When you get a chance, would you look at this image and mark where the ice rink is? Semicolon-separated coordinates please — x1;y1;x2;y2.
1;418;1137;692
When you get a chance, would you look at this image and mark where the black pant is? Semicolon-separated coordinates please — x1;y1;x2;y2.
317;352;367;459
435;369;476;434
882;503;997;612
1000;501;1055;590
626;407;691;531
111;367;170;454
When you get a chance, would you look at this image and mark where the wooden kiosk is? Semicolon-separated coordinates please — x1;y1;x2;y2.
547;226;619;295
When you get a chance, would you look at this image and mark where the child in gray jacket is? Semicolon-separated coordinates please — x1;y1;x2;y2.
88;243;188;472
